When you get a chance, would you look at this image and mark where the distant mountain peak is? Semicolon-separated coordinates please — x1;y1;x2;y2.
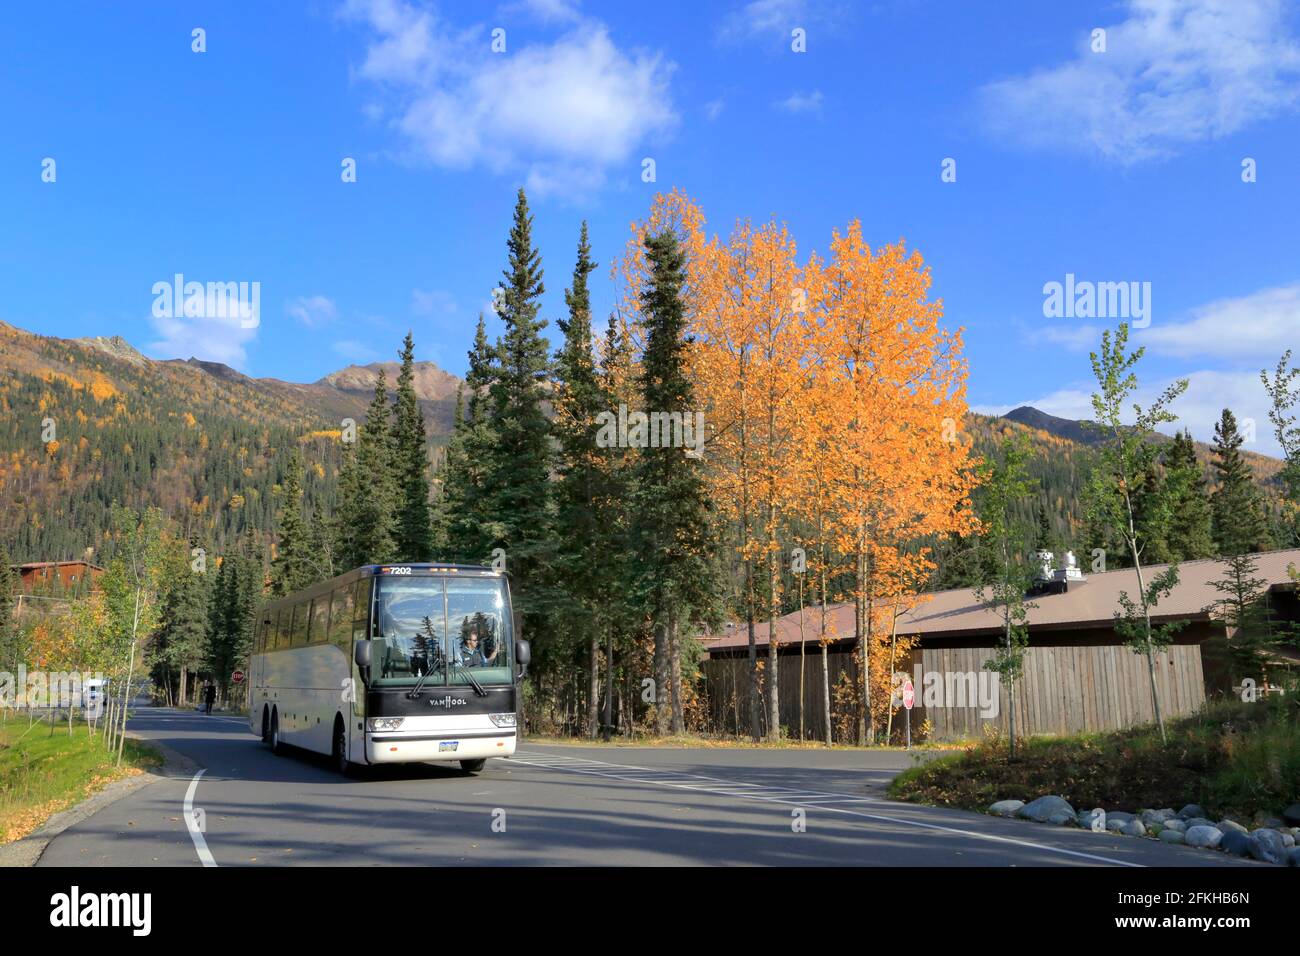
317;361;460;402
73;334;149;368
1001;406;1104;445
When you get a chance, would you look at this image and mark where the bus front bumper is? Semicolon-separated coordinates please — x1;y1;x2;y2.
365;731;517;763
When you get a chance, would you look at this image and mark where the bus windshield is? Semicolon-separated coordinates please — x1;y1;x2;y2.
371;574;513;687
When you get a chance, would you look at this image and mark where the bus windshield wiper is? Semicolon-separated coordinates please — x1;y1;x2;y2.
407;654;444;699
452;660;488;697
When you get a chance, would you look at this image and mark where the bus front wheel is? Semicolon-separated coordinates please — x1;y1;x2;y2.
332;717;354;776
460;759;487;774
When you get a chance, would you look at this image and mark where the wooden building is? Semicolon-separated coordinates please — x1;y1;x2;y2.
10;560;105;594
701;549;1300;742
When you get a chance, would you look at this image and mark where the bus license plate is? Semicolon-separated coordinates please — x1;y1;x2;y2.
439;741;458;752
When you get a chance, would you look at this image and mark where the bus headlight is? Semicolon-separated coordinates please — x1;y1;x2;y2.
489;713;516;728
367;717;405;731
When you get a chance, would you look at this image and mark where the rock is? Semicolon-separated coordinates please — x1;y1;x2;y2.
1121;819;1147;838
1140;808;1177;827
1253;812;1286;829
1219;819;1249;835
1183;817;1216;831
1282;803;1300;827
1161;819;1186;833
1018;795;1076;824
1282;833;1295;849
1185;825;1224;849
1290;847;1300;867
1107;811;1135;825
1177;804;1206;820
1079;808;1106;832
1248;828;1288;865
1220;830;1252;857
989;800;1024;818
1106;819;1127;833
1158;829;1186;844
1047;809;1077;826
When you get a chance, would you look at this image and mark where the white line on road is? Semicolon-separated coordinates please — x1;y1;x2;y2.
184;770;217;868
512;751;1143;868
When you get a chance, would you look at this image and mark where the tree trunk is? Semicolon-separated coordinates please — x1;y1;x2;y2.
654;619;670;735
668;609;685;735
797;572;806;741
586;628;599;738
602;622;614;741
766;544;780;741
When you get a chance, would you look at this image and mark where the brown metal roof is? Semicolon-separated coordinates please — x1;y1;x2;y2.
702;548;1300;652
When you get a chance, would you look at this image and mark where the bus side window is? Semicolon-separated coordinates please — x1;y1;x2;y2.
310;594;331;646
293;603;309;647
273;609;286;650
352;579;371;640
331;586;353;648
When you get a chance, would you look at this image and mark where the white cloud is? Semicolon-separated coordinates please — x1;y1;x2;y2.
978;0;1300;163
1138;282;1300;361
147;312;258;369
501;0;582;23
775;89;823;114
720;0;815;43
704;98;725;121
332;339;383;363
975;368;1283;456
343;0;677;195
286;295;338;327
411;288;457;316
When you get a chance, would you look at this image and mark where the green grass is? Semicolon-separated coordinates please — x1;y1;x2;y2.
0;714;162;843
888;695;1300;821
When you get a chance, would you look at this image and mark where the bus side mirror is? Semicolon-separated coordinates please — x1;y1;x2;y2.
515;638;531;677
354;640;372;669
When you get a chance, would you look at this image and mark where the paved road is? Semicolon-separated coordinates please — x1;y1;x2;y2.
38;708;1258;867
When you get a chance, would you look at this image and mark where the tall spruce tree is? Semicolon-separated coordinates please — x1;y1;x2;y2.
337;372;399;567
483;188;556;630
391;332;434;561
1162;429;1214;562
440;317;502;562
270;449;315;595
156;534;211;705
1210;408;1271;557
553;223;605;736
1207;551;1275;685
632;229;720;735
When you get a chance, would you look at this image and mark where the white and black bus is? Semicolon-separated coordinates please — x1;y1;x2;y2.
248;564;530;774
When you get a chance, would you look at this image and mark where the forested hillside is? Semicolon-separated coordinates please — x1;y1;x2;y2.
0;321;457;562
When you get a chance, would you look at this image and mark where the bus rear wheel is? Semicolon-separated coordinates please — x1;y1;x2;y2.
460;758;487;773
269;710;285;755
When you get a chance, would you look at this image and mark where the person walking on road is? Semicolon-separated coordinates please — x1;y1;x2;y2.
204;682;216;715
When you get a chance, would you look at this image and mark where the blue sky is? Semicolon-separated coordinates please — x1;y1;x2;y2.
4;0;1299;453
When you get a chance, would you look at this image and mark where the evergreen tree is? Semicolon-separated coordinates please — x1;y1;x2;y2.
391;331;434;561
1210;409;1271;556
482;188;556;625
337;372;398;567
270;449;315;595
154;534;211;704
1207;551;1275;684
552;222;605;736
632;230;720;734
0;541;15;650
1162;429;1214;562
440;318;505;563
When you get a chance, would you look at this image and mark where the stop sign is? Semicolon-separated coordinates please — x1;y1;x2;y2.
902;679;915;710
232;670;245;685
